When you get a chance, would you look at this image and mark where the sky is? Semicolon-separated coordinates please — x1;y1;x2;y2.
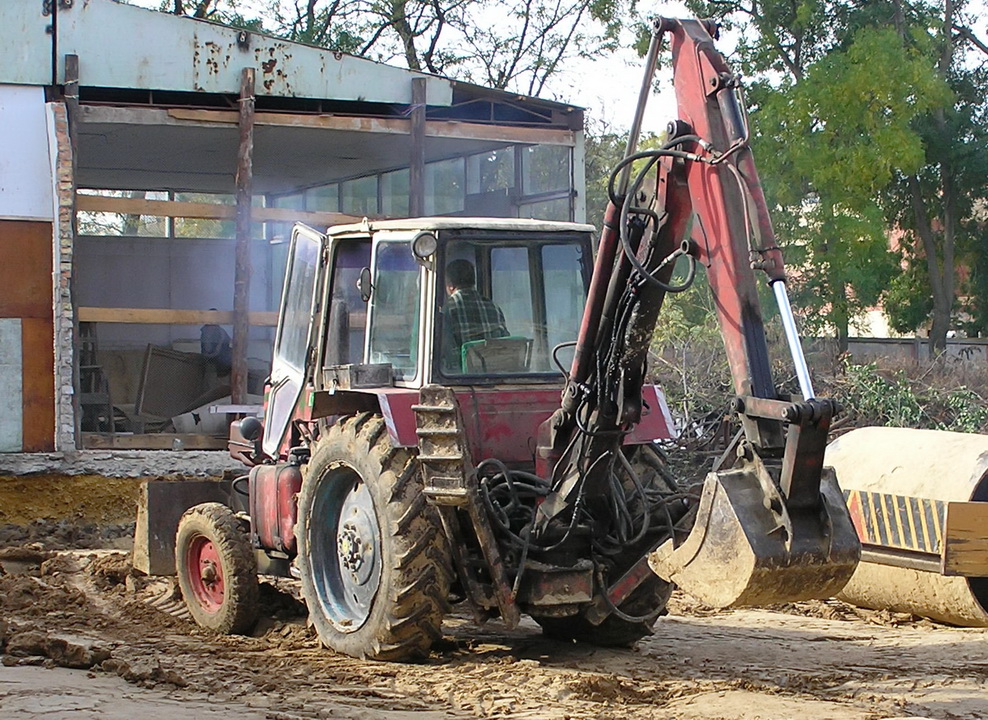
547;0;988;132
544;2;689;133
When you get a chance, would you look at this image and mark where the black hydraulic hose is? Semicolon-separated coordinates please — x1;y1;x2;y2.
480;455;588;554
619;159;698;293
606;136;705;205
551;340;577;378
232;474;250;498
592;564;666;624
615;449;651;546
510;524;533;600
608;468;634;541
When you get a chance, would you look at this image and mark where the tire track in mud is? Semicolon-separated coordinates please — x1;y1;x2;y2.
3;550;988;720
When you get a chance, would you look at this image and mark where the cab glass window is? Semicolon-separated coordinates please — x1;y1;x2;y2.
439;236;589;378
542;243;586;371
275;233;319;371
324;241;371;367
367;242;421;380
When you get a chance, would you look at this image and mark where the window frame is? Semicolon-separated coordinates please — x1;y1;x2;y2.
432;230;592;385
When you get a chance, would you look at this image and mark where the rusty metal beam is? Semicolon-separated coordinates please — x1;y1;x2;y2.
409;78;426;217
75;194;361;226
232;67;255;405
160;108;578;146
77;307;277;325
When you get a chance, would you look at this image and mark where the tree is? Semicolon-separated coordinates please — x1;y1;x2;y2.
165;0;266;30
453;0;623;95
685;0;988;353
168;0;219;17
267;0;470;72
753;24;945;349
879;0;988;351
583;119;626;226
269;0;366;51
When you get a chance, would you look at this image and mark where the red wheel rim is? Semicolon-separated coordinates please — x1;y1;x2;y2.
186;534;225;613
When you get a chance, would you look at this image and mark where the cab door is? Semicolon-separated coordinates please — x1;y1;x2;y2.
262;224;325;458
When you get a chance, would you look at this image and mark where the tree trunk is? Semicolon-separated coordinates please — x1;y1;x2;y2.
835;318;849;355
909;176;950;355
932;0;957;354
930;299;951;355
834;289;849;355
391;0;422;71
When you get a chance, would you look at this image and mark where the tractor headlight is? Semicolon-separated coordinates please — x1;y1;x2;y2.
412;232;438;260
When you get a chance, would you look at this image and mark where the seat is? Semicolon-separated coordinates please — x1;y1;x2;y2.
461;336;533;373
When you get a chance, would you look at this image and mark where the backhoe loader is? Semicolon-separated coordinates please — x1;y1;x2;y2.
137;17;867;660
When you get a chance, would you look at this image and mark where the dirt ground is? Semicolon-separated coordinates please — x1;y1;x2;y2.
1;538;986;720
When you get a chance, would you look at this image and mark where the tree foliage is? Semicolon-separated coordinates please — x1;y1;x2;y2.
683;0;988;353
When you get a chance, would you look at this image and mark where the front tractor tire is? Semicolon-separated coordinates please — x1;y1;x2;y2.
295;413;451;661
175;502;259;635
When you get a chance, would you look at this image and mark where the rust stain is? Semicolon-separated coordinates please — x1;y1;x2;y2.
21;318;54;452
261;58;277;74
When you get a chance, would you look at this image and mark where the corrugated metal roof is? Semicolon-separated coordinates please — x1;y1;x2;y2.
0;0;580;116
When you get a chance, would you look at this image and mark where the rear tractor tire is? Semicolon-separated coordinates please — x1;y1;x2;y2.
175;502;259;635
295;413;451;661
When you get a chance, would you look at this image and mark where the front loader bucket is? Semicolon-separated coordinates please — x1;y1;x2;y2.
649;459;860;607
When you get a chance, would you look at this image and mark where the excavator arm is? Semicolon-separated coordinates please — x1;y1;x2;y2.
537;17;859;607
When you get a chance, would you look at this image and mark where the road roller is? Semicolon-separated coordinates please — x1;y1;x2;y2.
827;427;988;626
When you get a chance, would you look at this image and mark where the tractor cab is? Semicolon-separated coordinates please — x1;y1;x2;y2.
260;218;598;461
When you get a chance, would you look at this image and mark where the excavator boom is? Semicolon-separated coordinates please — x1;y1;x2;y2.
541;18;860;607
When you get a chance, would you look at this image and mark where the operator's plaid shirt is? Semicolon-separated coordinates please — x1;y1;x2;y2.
445;288;509;351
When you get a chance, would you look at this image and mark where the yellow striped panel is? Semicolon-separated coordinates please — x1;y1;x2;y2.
843;489;944;555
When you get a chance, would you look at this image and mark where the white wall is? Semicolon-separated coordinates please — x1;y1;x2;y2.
74;235;275;366
0;85;54;221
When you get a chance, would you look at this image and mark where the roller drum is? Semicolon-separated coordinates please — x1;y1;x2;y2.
826;427;988;626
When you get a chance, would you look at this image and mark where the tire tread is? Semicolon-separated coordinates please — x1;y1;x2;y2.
297;415;450;661
175;502;259;635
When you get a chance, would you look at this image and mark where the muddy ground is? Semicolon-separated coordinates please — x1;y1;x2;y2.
1;536;986;720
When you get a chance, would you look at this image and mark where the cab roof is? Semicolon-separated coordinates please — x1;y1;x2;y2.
323;216;596;237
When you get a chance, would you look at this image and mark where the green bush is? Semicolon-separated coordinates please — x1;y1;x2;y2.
826;360;988;434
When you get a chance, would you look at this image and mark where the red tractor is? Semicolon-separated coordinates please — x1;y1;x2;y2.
146;18;860;661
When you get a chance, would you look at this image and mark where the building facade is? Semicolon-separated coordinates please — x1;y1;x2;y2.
0;0;586;453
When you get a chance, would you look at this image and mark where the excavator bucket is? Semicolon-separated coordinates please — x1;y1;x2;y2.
649;457;860;607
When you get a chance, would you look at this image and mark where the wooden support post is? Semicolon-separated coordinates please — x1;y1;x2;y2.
409;78;426;217
233;67;255;404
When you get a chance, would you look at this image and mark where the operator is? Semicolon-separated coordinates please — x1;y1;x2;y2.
442;259;508;370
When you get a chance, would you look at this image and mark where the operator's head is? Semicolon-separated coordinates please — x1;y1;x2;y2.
446;259;476;293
